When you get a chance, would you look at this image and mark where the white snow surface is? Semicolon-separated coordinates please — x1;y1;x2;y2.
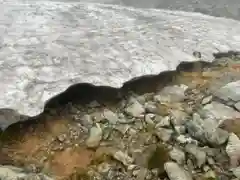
1;0;240;128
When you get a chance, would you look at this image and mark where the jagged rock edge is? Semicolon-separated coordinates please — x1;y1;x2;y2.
1;51;239;132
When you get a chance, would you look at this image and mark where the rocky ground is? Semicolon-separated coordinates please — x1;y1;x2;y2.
0;52;240;180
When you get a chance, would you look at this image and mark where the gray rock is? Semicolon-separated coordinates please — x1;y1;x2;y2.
169;148;185;165
145;102;158;114
226;133;240;167
86;123;102;148
155;84;188;103
79;114;93;128
155;128;173;142
176;135;197;145
204;170;217;179
201;95;213;105
113;150;134;166
164;162;192;180
171;110;188;126
125;100;145;117
155;116;170;128
186;113;229;146
201;101;240;125
103;109;119;124
0;166;53;180
214;81;240;102
235;102;240;111
185;144;206;168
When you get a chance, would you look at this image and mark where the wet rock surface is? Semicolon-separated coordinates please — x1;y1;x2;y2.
0;54;240;179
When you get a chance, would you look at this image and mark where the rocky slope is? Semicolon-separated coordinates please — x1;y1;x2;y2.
0;52;240;180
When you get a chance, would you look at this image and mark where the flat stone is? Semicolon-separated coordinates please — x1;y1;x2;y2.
125;100;145;117
164;162;192;180
214;81;240;102
103;109;119;124
1;1;240;130
155;84;188;102
201;101;240;125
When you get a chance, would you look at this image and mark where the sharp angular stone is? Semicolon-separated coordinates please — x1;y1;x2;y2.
1;1;240;130
164;162;192;180
214;81;240;102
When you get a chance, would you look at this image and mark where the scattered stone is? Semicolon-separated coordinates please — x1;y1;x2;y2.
186;113;229;146
171;110;188;126
164;162;192;180
226;133;240;167
125;100;145;117
155;104;170;116
0;166;53;180
201;95;213;105
214;80;240;102
201;101;240;124
57;134;66;142
144;114;155;127
114;124;130;135
113;151;134;166
175;126;186;134
155;85;188;102
204;170;216;179
176;135;197;145
185;144;206;168
155;128;173;142
145;102;158;114
155;116;170;128
88;100;101;108
78;114;93;128
86;123;102;148
103;109;119;124
169;148;185;165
